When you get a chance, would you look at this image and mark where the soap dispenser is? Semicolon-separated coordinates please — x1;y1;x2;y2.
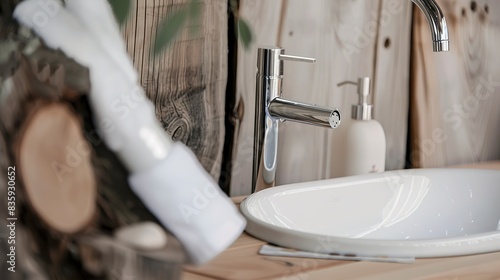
331;77;386;177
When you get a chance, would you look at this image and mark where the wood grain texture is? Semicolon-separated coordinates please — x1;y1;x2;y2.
181;271;215;280
410;0;500;168
372;0;412;170
18;102;96;234
122;0;228;180
183;233;347;280
285;252;500;280
78;234;184;279
453;160;500;170
231;0;412;195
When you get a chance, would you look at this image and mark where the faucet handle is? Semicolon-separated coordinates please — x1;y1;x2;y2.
257;48;315;78
279;54;316;63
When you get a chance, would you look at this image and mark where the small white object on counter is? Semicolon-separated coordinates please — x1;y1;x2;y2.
259;245;415;264
114;222;168;251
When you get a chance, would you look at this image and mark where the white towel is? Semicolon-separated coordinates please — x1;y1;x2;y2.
129;142;246;264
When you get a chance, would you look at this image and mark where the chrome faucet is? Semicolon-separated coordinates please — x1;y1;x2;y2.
412;0;449;52
252;47;341;192
252;0;449;193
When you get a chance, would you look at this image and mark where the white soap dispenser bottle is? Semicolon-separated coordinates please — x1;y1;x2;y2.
331;77;386;177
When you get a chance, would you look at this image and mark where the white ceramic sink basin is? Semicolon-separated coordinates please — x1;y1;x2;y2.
240;169;500;258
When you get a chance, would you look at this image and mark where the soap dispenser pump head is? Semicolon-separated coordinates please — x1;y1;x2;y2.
337;77;373;121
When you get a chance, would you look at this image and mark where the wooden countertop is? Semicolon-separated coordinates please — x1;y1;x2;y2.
182;162;500;279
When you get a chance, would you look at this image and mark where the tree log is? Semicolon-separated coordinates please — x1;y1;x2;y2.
0;42;185;278
17;102;96;234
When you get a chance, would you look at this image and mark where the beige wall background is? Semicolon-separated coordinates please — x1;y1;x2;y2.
410;0;500;168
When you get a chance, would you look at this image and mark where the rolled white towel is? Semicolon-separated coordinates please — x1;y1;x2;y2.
129;142;246;264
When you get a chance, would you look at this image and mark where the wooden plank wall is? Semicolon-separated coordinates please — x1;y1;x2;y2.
118;0;500;196
122;0;228;180
231;0;412;195
410;0;500;168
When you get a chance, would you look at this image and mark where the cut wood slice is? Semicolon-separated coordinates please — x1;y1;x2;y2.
18;102;96;234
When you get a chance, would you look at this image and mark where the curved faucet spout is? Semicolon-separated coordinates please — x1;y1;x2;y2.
412;0;449;52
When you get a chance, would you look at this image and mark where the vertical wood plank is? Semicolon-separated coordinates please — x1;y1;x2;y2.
410;0;500;168
278;0;380;185
372;0;412;170
123;0;228;179
232;0;415;195
230;0;284;196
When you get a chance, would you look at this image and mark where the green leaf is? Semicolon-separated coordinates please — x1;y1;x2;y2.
154;8;189;55
188;0;203;36
189;0;202;19
108;0;131;26
229;0;238;13
237;18;253;50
